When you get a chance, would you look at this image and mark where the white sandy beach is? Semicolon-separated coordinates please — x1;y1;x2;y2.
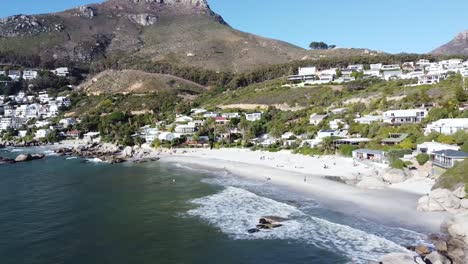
159;148;448;232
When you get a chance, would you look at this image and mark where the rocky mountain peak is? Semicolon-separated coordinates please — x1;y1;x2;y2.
106;0;209;9
454;30;468;41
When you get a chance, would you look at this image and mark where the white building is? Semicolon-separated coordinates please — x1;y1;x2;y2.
0;117;26;130
417;141;460;155
418;74;442;85
288;67;317;82
298;67;317;76
383;70;403;81
354;115;383;124
23;69;38;80
425;118;468;135
38;92;49;103
245;113;262;122
317;129;347;140
203;112;219;118
188;120;204;127
35;129;52;139
174;125;196;134
175;115;193;123
370;63;383;70
53;67;69;77
329;119;349;130
381;65;401;71
8;70;21;80
221;112;240;119
59;118;78;128
190;108;207;116
383;109;428;124
158;132;175;141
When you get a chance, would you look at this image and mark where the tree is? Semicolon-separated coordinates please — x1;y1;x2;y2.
309;41;329;50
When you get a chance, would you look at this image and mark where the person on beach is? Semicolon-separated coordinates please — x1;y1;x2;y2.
304;176;307;183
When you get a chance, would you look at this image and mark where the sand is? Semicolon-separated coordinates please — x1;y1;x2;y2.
160;148;448;233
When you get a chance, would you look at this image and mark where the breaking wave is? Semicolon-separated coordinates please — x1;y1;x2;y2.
187;187;410;263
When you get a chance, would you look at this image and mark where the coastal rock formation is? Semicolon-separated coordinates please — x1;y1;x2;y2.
14;153;45;162
441;212;468;263
418;187;466;213
0;157;16;164
54;143;158;164
356;176;387;189
383;168;408;184
379;252;424;264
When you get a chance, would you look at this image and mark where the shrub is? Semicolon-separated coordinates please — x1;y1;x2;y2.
461;141;468;152
339;145;358;157
416;153;430;166
390;159;406;170
387;149;412;162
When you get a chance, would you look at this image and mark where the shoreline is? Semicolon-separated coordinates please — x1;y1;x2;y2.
158;148;448;233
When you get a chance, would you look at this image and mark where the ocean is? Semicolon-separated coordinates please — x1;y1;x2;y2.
0;148;427;264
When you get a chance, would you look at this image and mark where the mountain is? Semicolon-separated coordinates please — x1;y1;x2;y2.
0;0;311;72
432;30;468;55
79;69;207;95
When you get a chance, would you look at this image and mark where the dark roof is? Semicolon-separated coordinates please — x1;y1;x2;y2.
433;150;468;158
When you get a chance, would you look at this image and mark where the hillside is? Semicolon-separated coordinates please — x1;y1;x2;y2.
432;30;468;55
0;0;308;72
79;69;207;95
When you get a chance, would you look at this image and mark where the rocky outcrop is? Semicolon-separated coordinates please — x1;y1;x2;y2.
76;6;96;18
0;15;62;37
55;143;158;164
383;168;408;184
379;252;425;264
418;187;466;213
440;212;468;264
0;157;16;164
127;14;158;26
14;153;45;163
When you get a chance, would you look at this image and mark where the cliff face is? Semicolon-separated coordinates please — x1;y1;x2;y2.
432;31;468;55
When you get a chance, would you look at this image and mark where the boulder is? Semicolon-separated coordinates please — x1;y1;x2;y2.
356;176;386;189
379;252;425;264
31;154;45;160
429;234;449;253
383;169;408;184
417;189;461;212
0;157;16;164
453;185;467;199
424;251;453;264
15;154;32;162
442;212;468;264
415;245;431;256
122;146;134;157
460;199;468;209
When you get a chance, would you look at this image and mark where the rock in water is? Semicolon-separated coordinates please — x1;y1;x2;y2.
0;157;16;164
379;252;425;264
15;154;32;162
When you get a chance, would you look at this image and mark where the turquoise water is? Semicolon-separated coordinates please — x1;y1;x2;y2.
0;148;426;264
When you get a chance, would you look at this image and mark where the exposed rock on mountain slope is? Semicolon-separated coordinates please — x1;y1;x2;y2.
432;30;468;55
0;0;308;72
78;69;208;95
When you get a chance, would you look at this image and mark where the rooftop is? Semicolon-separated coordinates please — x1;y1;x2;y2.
432;150;468;158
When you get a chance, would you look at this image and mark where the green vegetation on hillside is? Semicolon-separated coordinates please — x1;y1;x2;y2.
434;159;468;195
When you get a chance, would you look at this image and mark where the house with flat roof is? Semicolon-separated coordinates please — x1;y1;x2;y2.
417;141;460;155
383;109;428;124
354;115;382;124
432;150;468;169
381;133;409;146
425;118;468;135
352;149;387;163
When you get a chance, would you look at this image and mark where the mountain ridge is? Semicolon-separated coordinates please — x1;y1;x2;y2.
432;30;468;55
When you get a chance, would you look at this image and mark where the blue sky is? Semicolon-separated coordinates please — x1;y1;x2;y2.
1;0;467;53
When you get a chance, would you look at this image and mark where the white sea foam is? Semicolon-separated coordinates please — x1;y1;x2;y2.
86;158;104;163
66;157;77;160
187;187;409;263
